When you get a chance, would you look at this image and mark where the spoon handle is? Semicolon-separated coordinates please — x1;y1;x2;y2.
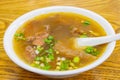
75;34;120;47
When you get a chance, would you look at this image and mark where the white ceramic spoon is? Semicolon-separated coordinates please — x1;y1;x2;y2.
74;33;120;47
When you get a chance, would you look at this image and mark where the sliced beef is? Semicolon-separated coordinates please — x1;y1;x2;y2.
32;31;49;46
71;27;84;37
54;41;80;57
24;45;36;63
26;36;35;42
54;41;96;60
26;31;49;46
79;51;96;60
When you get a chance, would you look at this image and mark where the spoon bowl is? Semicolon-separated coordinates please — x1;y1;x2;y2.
75;33;120;47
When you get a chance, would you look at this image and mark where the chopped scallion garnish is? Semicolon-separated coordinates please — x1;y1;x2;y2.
45;48;54;54
35;56;41;61
44;38;52;44
39;56;45;62
48;35;54;40
85;46;100;56
73;56;80;63
36;46;44;53
82;20;90;26
14;33;26;40
60;60;70;70
48;53;54;60
42;62;51;70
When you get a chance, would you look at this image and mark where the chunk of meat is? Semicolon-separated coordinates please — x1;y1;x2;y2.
32;31;49;46
54;41;80;57
79;51;96;60
71;27;84;36
24;46;36;63
54;41;96;60
26;31;49;46
26;36;35;42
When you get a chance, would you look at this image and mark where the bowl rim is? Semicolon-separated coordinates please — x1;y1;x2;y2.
3;6;116;76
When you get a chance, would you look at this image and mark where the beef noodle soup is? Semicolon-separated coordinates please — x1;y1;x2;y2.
13;12;107;71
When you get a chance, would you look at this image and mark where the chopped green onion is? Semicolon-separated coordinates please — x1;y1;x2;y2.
92;51;100;56
14;33;26;40
44;35;55;46
36;46;44;53
50;43;54;47
42;62;51;70
73;56;80;63
31;62;40;67
15;33;24;37
45;48;54;54
48;53;54;60
39;56;45;62
82;20;90;26
44;38;52;44
60;60;70;70
35;56;41;61
48;35;54;40
85;46;94;53
85;46;100;56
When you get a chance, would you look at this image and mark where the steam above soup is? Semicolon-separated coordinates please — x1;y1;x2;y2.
13;12;107;71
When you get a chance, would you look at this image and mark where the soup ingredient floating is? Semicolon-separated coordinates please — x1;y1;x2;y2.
13;12;107;71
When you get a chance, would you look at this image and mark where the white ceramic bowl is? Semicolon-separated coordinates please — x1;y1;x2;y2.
4;6;116;78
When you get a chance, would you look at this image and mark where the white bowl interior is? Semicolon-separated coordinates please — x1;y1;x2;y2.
4;6;116;78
